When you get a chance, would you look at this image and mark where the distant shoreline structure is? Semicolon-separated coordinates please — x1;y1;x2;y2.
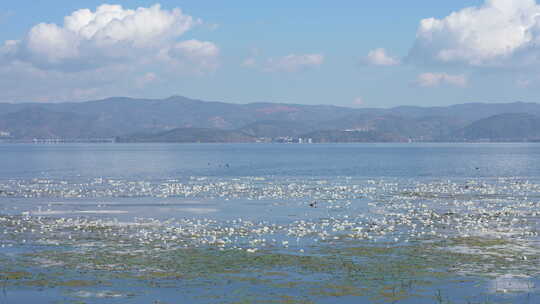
2;138;540;144
0;138;116;144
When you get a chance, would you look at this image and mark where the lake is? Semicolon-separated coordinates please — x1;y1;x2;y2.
0;143;538;303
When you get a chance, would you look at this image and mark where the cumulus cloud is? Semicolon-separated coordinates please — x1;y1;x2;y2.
160;40;220;73
415;72;467;87
363;48;400;66
264;53;324;72
1;4;206;70
408;0;540;67
0;4;219;101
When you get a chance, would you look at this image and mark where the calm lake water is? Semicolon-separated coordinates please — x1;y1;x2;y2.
0;143;539;303
2;142;540;179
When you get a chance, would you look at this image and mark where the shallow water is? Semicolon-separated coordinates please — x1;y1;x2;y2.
0;143;539;303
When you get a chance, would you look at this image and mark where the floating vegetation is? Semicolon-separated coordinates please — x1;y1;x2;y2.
0;176;539;303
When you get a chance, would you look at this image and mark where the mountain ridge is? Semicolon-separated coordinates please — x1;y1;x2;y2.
1;96;540;142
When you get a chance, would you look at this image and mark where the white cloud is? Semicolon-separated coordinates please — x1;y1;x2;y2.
0;4;219;102
170;40;219;59
136;72;158;88
363;48;400;66
516;78;532;88
352;97;365;106
409;0;540;67
415;72;467;87
264;53;324;72
0;40;20;58
64;4;194;46
241;47;262;68
162;40;220;72
0;4;212;71
26;23;80;64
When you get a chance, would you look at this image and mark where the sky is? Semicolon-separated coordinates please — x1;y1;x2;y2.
1;0;540;107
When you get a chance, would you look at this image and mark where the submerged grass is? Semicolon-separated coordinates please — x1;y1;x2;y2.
2;234;536;303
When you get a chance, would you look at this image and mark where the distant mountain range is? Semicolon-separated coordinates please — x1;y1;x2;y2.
1;96;540;143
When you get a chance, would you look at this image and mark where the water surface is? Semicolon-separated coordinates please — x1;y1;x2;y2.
0;143;538;303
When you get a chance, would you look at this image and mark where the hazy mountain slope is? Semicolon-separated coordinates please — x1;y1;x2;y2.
238;120;315;137
49;96;252;132
456;113;540;141
388;102;540;122
2;96;540;141
0;103;39;116
318;114;466;141
241;102;366;123
118;128;256;143
0;108;104;139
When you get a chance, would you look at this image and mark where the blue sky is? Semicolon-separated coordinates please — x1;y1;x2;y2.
1;0;539;107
